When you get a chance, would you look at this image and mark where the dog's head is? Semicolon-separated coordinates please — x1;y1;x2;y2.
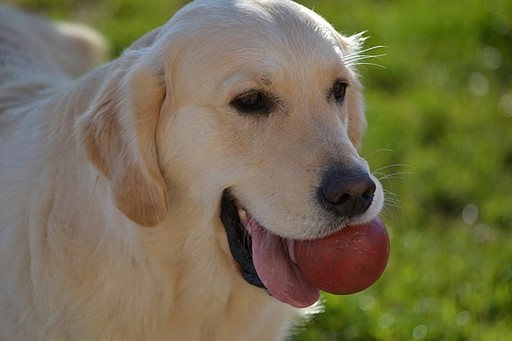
78;0;384;307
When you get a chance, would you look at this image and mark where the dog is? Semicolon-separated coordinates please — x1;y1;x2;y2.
0;0;384;339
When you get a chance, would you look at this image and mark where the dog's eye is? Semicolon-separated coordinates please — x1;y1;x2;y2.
231;90;271;115
331;80;348;104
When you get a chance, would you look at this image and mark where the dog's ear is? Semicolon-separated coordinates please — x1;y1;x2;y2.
337;33;367;149
77;55;168;227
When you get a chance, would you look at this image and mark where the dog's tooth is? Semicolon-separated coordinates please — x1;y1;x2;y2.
288;241;297;264
237;208;248;225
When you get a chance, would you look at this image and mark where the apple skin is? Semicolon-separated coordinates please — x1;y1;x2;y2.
293;218;390;295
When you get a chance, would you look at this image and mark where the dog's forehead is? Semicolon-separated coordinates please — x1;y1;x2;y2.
166;0;349;88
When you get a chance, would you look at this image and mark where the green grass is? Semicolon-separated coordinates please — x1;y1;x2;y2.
5;0;512;339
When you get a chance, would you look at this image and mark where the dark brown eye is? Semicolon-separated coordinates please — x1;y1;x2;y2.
332;80;348;104
231;90;271;115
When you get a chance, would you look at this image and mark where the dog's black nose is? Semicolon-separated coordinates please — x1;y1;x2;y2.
318;168;376;218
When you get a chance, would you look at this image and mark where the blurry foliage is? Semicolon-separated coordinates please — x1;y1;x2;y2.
3;0;511;339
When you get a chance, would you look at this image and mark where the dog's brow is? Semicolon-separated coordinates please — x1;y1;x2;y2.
261;77;272;86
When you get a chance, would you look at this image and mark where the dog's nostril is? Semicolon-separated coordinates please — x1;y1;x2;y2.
362;182;377;200
338;193;352;205
319;169;376;218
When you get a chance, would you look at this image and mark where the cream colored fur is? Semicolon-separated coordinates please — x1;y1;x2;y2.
0;1;383;340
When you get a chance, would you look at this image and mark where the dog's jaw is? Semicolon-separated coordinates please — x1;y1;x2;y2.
220;190;320;308
220;192;265;289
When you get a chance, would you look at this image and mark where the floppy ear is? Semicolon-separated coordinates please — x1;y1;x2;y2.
337;33;367;149
77;55;168;227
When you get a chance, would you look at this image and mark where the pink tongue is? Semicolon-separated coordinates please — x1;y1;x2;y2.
250;221;319;308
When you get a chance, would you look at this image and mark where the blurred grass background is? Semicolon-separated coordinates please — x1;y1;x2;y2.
4;0;511;339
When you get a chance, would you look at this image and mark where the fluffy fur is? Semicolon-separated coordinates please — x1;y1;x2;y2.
0;0;383;339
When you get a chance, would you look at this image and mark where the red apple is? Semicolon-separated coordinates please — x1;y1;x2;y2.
293;218;390;295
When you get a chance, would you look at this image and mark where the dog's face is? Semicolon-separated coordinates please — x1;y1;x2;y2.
157;0;383;235
79;0;384;307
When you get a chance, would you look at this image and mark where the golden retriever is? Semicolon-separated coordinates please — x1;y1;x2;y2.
0;0;384;339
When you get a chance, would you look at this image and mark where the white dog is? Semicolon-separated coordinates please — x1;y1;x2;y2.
0;0;384;339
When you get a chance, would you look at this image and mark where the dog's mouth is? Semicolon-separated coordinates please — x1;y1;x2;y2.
221;190;390;308
220;191;320;308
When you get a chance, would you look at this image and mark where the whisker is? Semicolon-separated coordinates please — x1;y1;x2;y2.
343;56;385;66
372;163;411;174
343;53;386;63
343;46;385;59
383;190;401;206
344;54;384;61
342;44;387;69
347;62;387;69
367;148;398;155
380;189;402;218
378;171;416;181
242;217;259;252
348;44;387;56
